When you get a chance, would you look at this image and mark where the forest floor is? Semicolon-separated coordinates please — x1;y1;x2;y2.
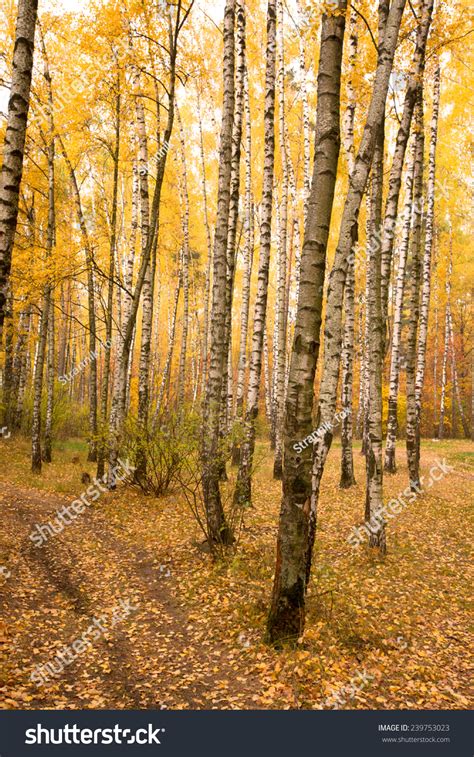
0;436;472;710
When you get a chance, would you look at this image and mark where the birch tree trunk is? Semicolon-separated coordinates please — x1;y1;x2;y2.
122;162;138;339
44;302;54;463
154;277;181;419
59;137;98;462
287;148;302;327
97;80;120;479
11;303;30;427
177;104;190;409
234;0;276;509
134;58;153;480
414;60;440;462
340;253;356;487
405;98;425;491
201;0;236;545
218;0;245;478
379;0;434;342
342;7;358;178
273;0;289;480
297;0;311;220
360;199;371;458
14;306;31;430
340;7;358;487
356;293;365;438
264;328;273;429
432;254;439;434
0;0;38;338
364;112;386;553
449;309;469;438
32;31;55;473
57;282;67;378
31;294;50;472
384;142;415;472
266;1;347;645
305;0;408;594
232;66;253;465
438;238;451;440
118;160;138;424
196;85;213;402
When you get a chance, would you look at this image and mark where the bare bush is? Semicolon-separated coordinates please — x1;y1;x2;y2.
122;412;198;497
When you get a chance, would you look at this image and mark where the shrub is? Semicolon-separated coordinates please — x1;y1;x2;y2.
122;411;199;497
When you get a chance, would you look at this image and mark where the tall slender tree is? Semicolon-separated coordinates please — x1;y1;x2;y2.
232;65;254;464
176;104;191;409
97;71;121;479
384;143;416;472
234;0;277;509
31;29;56;473
201;0;236;544
414;60;441;461
340;7;359;488
273;0;289;480
438;231;452;440
380;0;434;343
59;137;98;462
266;0;347;645
0;0;38;341
405;98;425;491
364;0;389;552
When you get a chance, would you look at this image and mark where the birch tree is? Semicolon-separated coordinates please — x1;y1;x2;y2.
232;66;254;464
176;104;190;409
364;120;386;553
379;0;434;342
31;30;56;473
0;0;38;339
59;138;98;462
196;85;213;400
405;98;425;491
266;0;347;645
273;0;289;480
234;0;277;508
438;232;452;439
97;75;121;479
340;7;358;488
201;0;236;544
133;51;153;478
414;61;441;461
384;143;415;472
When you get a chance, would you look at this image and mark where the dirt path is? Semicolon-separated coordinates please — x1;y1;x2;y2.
0;482;261;709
